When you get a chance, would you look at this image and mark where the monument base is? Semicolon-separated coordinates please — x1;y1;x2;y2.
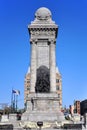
21;93;64;128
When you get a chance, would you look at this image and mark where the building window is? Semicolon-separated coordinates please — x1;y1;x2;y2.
27;80;30;83
26;94;28;98
56;86;60;90
56;79;59;83
27;87;30;91
58;94;60;98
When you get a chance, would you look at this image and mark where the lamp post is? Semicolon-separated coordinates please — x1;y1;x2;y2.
37;121;43;130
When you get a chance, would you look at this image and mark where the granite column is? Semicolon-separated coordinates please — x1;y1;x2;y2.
49;39;56;92
30;40;37;92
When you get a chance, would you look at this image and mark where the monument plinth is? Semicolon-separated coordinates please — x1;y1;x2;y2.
22;7;64;128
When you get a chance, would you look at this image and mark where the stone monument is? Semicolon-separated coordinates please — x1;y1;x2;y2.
0;7;85;130
22;7;64;128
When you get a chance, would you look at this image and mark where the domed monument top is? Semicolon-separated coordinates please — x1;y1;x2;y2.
29;7;56;25
35;7;52;20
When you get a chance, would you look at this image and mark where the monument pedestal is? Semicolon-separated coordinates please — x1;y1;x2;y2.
9;114;17;122
22;93;64;128
1;115;9;122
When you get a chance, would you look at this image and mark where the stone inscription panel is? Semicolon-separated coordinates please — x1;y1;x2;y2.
37;41;49;68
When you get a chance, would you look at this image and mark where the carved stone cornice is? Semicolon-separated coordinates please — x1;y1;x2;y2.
31;31;55;36
29;29;57;38
48;39;56;45
30;39;37;44
29;25;58;39
29;24;58;29
29;27;57;32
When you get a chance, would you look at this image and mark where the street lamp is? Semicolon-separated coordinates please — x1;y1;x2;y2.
37;121;43;130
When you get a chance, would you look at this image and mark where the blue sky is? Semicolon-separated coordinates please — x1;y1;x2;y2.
0;0;87;109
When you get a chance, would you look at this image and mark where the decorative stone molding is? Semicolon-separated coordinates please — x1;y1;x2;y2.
30;38;37;44
19;121;61;129
48;39;56;44
30;31;55;37
29;28;57;38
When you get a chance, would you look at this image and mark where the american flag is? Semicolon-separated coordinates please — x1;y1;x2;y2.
12;89;20;95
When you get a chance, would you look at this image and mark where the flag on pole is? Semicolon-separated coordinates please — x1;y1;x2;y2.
12;89;20;95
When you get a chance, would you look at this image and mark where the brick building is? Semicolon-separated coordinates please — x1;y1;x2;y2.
74;100;80;114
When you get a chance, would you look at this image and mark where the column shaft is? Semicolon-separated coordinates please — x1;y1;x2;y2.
30;42;36;92
49;41;56;92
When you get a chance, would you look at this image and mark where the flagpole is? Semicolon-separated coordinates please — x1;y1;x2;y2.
16;95;18;112
13;93;16;113
11;89;20;113
11;88;13;113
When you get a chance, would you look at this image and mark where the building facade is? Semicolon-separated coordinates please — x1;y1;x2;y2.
80;99;87;115
74;100;80;114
